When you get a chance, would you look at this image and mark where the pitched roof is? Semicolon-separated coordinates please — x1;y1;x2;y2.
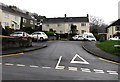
43;17;89;23
106;19;120;28
1;5;33;20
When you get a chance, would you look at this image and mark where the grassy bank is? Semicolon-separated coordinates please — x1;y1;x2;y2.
96;40;120;57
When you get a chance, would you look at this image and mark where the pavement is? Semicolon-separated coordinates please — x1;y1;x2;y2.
82;41;120;63
1;42;47;55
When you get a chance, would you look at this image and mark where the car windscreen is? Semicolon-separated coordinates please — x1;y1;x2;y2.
32;33;41;35
88;35;94;38
13;32;22;34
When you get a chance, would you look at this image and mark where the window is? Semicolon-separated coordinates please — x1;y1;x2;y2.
81;30;86;34
23;18;27;23
30;20;34;24
4;13;9;18
81;23;86;27
15;16;19;21
57;24;62;27
116;26;120;31
60;31;63;34
68;24;73;27
4;22;9;26
46;24;50;27
22;25;25;27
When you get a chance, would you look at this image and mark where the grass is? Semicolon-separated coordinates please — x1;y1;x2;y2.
96;40;120;57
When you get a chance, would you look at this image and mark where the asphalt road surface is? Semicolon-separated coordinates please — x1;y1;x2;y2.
1;41;119;80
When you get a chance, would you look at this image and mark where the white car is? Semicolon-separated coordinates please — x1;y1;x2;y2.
72;35;84;40
109;36;120;40
82;33;96;41
31;32;48;41
10;31;32;38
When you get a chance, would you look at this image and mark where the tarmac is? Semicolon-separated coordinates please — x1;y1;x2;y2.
82;41;120;63
1;42;47;55
1;41;120;63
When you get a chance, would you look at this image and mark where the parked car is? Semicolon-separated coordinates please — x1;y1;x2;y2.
82;33;96;41
72;35;84;40
10;31;32;38
109;36;120;40
31;32;48;41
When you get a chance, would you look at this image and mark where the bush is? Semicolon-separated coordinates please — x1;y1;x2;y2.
46;31;55;36
21;27;34;34
2;26;14;35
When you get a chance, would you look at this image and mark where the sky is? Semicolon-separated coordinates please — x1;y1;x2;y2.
0;0;120;25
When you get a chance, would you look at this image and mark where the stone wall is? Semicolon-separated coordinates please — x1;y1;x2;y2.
2;36;32;50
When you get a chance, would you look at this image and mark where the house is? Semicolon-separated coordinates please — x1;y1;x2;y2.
106;19;120;39
0;4;21;30
20;12;35;30
42;14;90;34
0;3;35;30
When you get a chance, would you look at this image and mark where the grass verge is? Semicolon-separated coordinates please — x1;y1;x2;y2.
96;40;120;57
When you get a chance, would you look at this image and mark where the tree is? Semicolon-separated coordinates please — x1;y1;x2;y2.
90;15;108;33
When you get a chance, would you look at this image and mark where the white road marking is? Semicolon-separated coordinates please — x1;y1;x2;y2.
107;70;118;75
93;69;104;73
5;63;14;66
108;72;118;75
0;63;2;65
29;65;39;68
81;68;91;72
68;67;77;71
55;66;65;69
70;54;89;64
55;56;65;69
42;67;51;69
16;64;25;67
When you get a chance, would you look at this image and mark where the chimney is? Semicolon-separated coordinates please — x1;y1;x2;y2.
26;12;29;15
65;14;67;18
87;14;89;18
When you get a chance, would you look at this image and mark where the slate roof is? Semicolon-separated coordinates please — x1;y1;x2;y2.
1;5;33;20
106;19;120;28
43;17;89;23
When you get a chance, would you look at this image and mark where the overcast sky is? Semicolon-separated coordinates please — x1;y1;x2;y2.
0;0;120;24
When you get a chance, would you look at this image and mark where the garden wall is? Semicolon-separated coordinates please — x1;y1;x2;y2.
2;36;32;50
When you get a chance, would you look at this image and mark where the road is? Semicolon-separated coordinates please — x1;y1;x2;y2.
1;41;119;80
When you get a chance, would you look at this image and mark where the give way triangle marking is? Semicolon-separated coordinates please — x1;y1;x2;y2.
70;54;89;64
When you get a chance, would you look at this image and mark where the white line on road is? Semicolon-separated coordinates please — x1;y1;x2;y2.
42;67;51;69
93;69;104;73
5;63;14;66
0;63;2;65
68;67;77;71
55;56;65;69
16;64;25;67
81;68;91;72
29;65;39;68
107;70;118;75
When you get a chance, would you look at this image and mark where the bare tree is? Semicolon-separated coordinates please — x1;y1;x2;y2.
90;15;108;33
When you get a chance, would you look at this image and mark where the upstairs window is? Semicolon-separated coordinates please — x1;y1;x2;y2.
81;23;86;27
23;18;27;23
57;24;62;27
15;16;19;21
116;26;120;31
4;13;9;19
46;24;50;27
30;20;34;24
